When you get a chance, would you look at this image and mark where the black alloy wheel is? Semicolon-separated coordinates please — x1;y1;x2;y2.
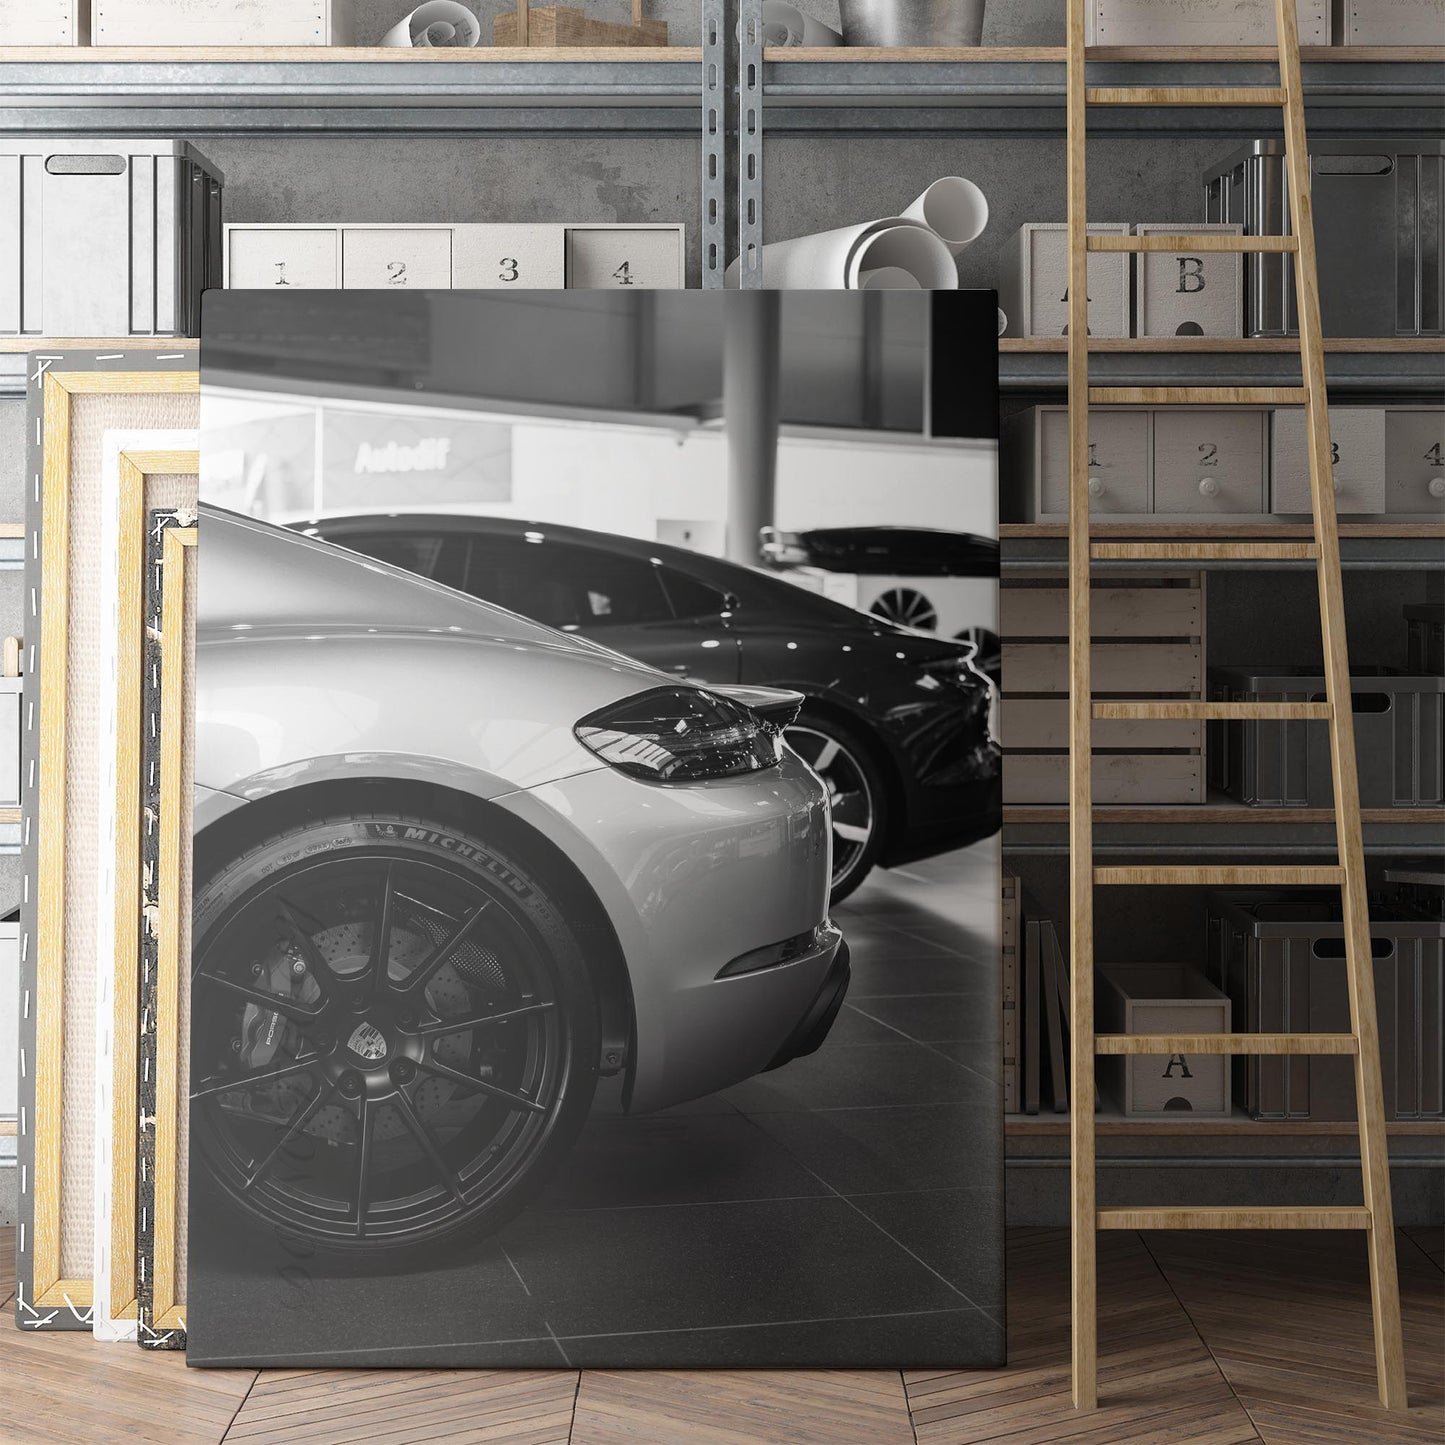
785;718;886;904
869;587;938;632
191;813;598;1257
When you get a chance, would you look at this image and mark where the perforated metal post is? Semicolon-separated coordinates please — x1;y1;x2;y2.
701;0;727;288
736;0;763;288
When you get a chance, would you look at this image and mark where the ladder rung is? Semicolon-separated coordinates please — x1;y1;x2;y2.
1089;387;1309;406
1087;234;1297;253
1095;1033;1358;1057
1093;701;1331;721
1094;866;1345;886
1097;1207;1370;1232
1091;542;1321;562
1086;86;1287;107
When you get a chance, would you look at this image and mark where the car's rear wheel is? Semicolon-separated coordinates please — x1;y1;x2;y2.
191;811;599;1259
785;716;886;905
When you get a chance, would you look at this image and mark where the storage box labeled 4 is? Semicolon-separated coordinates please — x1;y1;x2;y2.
1135;223;1243;338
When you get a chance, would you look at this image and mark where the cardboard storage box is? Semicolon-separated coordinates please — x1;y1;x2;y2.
1332;0;1444;44
1003;406;1149;521
1098;966;1232;1119
1;139;223;337
0;0;86;43
93;0;354;45
1209;891;1444;1121
1384;407;1445;514
1134;222;1243;339
1152;407;1267;517
1088;0;1329;44
1209;665;1445;807
1205;139;1445;339
1271;406;1387;515
997;223;1131;339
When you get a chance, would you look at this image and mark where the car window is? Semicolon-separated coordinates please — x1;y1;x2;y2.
340;532;469;591
659;567;729;620
468;540;671;631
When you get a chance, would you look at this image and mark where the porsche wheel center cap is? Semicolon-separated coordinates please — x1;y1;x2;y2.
347;1021;389;1063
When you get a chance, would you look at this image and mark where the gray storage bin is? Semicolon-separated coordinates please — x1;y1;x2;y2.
1204;139;1444;338
1208;664;1444;807
0;138;223;338
1208;891;1445;1121
1406;604;1445;676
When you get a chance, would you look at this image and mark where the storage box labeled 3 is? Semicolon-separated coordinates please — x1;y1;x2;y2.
93;0;353;44
997;224;1130;338
1271;406;1386;515
1332;0;1445;44
0;139;223;337
1135;223;1243;338
1088;0;1328;44
0;0;86;43
1098;965;1231;1119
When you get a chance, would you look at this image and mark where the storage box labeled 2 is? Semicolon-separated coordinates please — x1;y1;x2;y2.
1135;223;1243;338
0;139;224;338
1098;965;1232;1119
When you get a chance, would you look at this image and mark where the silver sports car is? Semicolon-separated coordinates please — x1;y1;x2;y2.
191;506;849;1256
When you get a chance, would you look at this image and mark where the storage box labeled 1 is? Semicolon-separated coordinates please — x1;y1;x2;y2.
1135;223;1243;339
1332;0;1444;44
0;0;86;43
997;224;1130;338
1098;966;1231;1119
93;0;353;44
1088;0;1329;43
0;139;224;338
1271;407;1387;515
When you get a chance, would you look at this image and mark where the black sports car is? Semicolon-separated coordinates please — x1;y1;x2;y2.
302;514;1001;902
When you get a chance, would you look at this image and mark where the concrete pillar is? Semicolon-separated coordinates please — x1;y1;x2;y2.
723;291;781;566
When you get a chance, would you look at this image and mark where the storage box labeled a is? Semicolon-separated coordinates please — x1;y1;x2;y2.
0;0;86;43
1208;891;1444;1120
1098;966;1231;1118
1332;0;1444;43
1089;0;1328;43
1205;139;1444;338
1271;407;1386;515
1135;223;1243;338
0;139;224;337
93;0;353;44
997;224;1130;338
1384;407;1445;514
1209;664;1445;807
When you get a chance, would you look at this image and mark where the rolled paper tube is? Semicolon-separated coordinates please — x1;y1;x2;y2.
901;176;989;255
382;1;482;47
725;218;958;290
761;2;844;45
998;307;1008;336
857;266;923;289
845;223;958;290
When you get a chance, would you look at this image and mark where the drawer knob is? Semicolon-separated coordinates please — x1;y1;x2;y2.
1197;477;1219;498
1087;474;1105;498
1429;478;1445;500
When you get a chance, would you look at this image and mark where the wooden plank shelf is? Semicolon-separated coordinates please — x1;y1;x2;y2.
1007;1113;1445;1137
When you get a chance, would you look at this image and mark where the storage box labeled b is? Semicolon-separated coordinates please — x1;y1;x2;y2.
1134;223;1243;339
1098;966;1232;1119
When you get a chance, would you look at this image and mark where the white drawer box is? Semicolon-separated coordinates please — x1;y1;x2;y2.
565;225;685;290
342;227;452;289
453;225;566;289
1271;407;1386;515
227;226;340;289
93;0;353;44
0;0;85;43
1135;223;1243;339
1007;406;1150;520
1152;408;1267;515
1384;408;1445;514
997;224;1131;339
1088;0;1329;44
1333;0;1444;43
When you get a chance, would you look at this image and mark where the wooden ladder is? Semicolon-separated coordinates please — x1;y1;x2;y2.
1064;0;1408;1412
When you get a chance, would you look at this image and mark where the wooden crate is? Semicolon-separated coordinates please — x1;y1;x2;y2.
1001;573;1207;806
494;1;667;46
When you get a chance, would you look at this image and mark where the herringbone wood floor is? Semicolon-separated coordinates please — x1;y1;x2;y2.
2;1225;1440;1444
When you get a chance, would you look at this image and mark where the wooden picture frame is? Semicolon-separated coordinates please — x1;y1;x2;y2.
15;352;199;1332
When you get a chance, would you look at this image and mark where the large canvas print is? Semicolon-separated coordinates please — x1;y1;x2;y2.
189;289;1003;1369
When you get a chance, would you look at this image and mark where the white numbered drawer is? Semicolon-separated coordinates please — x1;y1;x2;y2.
1384;409;1445;513
1152;409;1266;514
342;228;452;289
566;227;683;289
227;228;340;289
1038;408;1149;516
452;225;565;289
1271;408;1386;515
